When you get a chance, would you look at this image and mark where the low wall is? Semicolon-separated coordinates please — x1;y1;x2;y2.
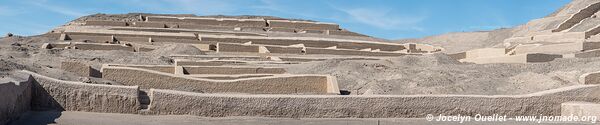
85;20;128;26
102;66;336;94
267;20;339;30
102;64;175;74
240;27;267;32
66;33;199;44
461;54;562;64
533;32;585;42
71;43;135;51
61;61;96;77
146;16;267;27
448;52;467;60
169;55;268;61
115;36;149;43
185;18;225;26
150;37;199;43
63;32;199;44
24;70;140;113
575;49;600;58
584;42;600;51
279;57;326;62
0;74;32;125
133;22;167;28
182;66;286;75
189;74;274;80
64;30;197;41
178;23;235;31
301;30;325;34
526;53;563;62
513;42;583;55
44;42;139;52
503;36;533;44
220;18;266;27
461;55;526;64
268;27;296;33
63;34;114;43
552;2;600;32
264;45;304;54
331;42;400;51
174;59;297;66
327;30;368;37
110;27;265;37
580;71;600;84
585;25;600;38
217;43;260;53
175;60;244;66
42;42;70;49
199;35;407;51
305;48;407;56
147;85;600;118
146;16;185;23
466;48;506;58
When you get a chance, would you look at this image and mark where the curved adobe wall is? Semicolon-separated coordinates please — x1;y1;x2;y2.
148;85;600;118
102;66;337;94
25;71;140;114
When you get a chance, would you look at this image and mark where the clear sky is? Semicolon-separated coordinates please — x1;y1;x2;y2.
0;0;570;40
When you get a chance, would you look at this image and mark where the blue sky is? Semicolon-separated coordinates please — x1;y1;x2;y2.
0;0;570;40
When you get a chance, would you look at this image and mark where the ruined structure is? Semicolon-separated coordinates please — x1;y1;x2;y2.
4;0;600;124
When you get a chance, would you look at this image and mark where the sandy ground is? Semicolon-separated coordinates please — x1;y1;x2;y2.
284;53;599;95
8;111;595;125
395;28;513;54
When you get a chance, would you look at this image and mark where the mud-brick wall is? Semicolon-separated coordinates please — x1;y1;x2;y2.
306;48;406;56
148;85;600;118
61;61;102;77
217;43;260;53
182;66;286;75
85;20;128;26
28;71;140;114
264;46;304;54
102;67;331;94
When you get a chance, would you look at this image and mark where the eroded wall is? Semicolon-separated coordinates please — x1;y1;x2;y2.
61;61;96;77
148;85;600;118
182;66;286;75
27;71;140;113
305;48;406;56
102;66;333;94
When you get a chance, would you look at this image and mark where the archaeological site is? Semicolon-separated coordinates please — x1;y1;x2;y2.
3;0;600;124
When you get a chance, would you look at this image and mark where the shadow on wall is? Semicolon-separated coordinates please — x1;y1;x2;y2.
30;77;65;111
90;68;102;78
340;90;351;95
4;76;65;125
20;77;65;124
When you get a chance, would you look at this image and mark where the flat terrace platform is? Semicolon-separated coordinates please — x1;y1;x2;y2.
11;111;590;125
